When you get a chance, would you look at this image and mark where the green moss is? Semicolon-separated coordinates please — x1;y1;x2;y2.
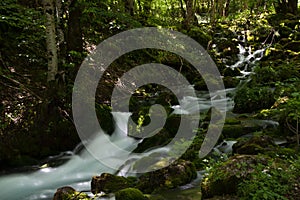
115;188;146;200
201;155;270;198
91;173;133;194
137;160;197;194
222;124;244;138
95;104;115;135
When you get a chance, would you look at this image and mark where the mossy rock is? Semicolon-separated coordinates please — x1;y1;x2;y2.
91;173;134;194
187;26;212;47
115;188;146;200
146;194;166;200
133;129;172;153
53;186;89;200
221;124;244;138
232;135;276;155
201;155;269;198
225;118;241;125
137;159;197;194
96;104;115;135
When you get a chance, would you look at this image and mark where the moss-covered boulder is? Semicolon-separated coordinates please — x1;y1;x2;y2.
133;129;172;153
52;186;89;200
137;159;197;194
201;155;269;198
232;135;276;155
115;188;146;200
91;173;134;194
221;124;244;138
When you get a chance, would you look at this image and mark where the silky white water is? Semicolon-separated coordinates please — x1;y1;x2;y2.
0;112;139;200
0;90;232;200
0;40;263;200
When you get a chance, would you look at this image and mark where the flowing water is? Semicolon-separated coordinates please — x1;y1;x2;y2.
0;41;267;200
0;89;233;200
0;112;139;200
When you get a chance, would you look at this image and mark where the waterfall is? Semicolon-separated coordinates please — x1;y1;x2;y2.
0;37;269;200
171;88;235;115
226;41;266;79
0;112;139;200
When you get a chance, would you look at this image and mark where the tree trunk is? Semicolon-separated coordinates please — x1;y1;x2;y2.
288;0;298;15
67;0;83;53
183;0;195;29
276;0;298;15
223;0;231;17
125;0;135;16
43;0;58;82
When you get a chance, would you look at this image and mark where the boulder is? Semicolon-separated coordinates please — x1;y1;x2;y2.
91;173;134;194
232;135;276;155
115;188;146;200
52;186;89;200
53;186;76;200
201;155;269;198
137;159;197;194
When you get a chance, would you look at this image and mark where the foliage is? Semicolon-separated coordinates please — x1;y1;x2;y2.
233;85;275;113
237;156;300;200
0;0;46;70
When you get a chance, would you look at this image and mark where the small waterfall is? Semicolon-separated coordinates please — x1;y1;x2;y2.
0;36;270;200
0;112;139;200
171;88;235;115
226;39;267;79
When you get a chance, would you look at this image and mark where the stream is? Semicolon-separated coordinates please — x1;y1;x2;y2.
0;40;265;200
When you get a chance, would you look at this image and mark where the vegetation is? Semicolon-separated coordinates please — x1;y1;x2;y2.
1;0;300;200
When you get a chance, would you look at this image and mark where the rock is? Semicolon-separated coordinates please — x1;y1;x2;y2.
133;129;172;153
52;186;89;200
115;188;146;200
91;173;134;194
232;135;276;155
223;76;240;88
52;186;76;200
137;159;197;194
201;155;269;198
146;194;166;200
221;124;244;138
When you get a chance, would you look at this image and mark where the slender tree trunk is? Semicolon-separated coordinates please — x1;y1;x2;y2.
183;0;195;29
223;0;231;17
125;0;135;16
43;0;58;82
276;0;298;15
67;0;83;53
210;0;216;25
288;0;298;15
55;0;65;60
179;0;186;18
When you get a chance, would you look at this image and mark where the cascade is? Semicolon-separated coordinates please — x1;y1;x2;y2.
0;36;269;200
0;112;138;200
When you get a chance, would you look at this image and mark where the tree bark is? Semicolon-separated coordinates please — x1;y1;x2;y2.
183;0;195;29
288;0;298;15
125;0;135;16
67;0;83;53
223;0;231;17
43;0;58;82
276;0;298;15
